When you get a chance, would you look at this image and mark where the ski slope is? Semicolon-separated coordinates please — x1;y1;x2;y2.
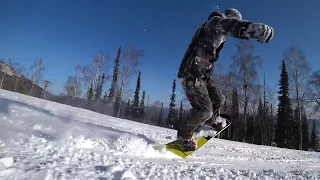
0;89;319;180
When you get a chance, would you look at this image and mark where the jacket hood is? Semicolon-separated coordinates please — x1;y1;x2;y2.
208;8;242;20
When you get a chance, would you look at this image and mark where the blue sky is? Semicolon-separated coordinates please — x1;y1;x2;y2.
1;0;319;107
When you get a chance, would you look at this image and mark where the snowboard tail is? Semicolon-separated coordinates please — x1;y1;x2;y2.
164;114;232;158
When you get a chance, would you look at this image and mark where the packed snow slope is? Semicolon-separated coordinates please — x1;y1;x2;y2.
0;89;319;180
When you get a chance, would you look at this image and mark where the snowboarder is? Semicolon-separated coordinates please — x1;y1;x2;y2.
176;8;274;151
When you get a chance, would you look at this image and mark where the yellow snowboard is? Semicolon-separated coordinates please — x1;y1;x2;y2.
165;137;209;158
164;114;232;158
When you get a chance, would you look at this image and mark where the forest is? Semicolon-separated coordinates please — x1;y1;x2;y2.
0;40;319;152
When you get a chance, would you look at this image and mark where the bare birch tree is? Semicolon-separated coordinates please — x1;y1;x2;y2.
42;79;53;99
116;44;144;117
29;59;45;95
250;84;263;116
309;70;320;116
229;40;262;142
64;76;82;99
283;45;311;150
73;65;83;99
81;51;110;93
213;63;236;114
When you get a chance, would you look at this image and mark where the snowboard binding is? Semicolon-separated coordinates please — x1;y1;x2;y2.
163;113;232;158
193;113;232;139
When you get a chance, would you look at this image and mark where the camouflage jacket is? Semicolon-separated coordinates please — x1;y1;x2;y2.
177;12;254;79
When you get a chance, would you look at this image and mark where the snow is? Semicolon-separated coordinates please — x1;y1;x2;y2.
0;89;319;179
0;62;15;76
0;157;14;167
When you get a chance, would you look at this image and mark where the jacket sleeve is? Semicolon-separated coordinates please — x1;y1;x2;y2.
205;17;253;39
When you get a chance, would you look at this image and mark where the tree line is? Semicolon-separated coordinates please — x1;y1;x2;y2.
0;41;319;152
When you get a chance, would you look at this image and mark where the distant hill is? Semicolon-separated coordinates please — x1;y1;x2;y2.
0;61;54;99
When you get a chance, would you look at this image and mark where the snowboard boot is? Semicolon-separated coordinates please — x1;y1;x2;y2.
177;136;197;151
206;114;230;131
193;114;231;138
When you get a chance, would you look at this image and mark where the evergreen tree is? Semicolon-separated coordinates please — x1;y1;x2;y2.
95;74;105;100
310;120;319;150
103;91;108;103
268;103;275;146
150;116;155;125
173;107;180;129
86;83;94;109
262;74;269;145
124;99;131;118
179;100;183;122
139;90;146;119
167;79;177;128
157;102;164;127
275;60;293;149
107;46;121;104
94;75;102;100
245;115;255;143
292;107;300;149
270;104;274;145
254;98;263;145
132;71;141;118
301;108;309;151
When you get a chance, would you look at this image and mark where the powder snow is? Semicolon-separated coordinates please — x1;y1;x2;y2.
0;89;319;179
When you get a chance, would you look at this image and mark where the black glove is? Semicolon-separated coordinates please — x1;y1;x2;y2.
246;23;274;43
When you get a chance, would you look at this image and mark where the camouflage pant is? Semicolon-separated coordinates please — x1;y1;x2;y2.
177;76;225;138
